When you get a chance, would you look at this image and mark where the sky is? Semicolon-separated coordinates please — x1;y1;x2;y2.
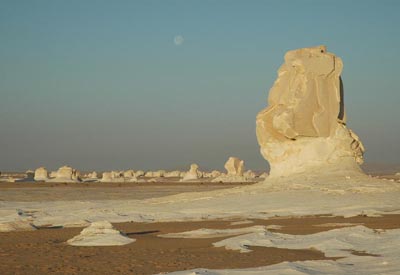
1;0;399;172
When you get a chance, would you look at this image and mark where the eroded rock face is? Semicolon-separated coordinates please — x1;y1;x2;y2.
34;167;49;181
256;46;365;177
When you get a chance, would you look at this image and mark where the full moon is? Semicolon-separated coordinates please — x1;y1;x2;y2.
174;35;184;46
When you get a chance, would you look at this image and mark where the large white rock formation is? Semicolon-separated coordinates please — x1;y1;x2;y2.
256;46;365;177
34;167;49;181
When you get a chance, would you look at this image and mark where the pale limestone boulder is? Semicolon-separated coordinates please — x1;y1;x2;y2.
256;46;365;177
181;164;201;181
67;221;134;246
34;167;49;181
259;172;269;179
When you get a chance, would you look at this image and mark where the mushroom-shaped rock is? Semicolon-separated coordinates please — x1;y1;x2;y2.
256;46;365;177
67;221;134;246
34;167;49;181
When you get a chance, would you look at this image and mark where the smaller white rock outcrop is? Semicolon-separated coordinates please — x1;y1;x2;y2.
181;164;202;182
243;170;256;179
212;157;251;183
101;171;125;182
48;166;81;182
67;221;134;246
34;167;49;181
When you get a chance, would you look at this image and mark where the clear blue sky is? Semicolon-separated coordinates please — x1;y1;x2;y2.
1;0;399;172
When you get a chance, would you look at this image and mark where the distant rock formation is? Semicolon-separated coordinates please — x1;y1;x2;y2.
256;46;365;177
134;170;145;178
101;171;125;182
212;157;251;183
165;170;182;177
181;164;201;181
123;170;135;178
67;221;134;246
34;167;49;181
49;166;81;182
225;157;244;176
243;170;256;179
87;171;98;179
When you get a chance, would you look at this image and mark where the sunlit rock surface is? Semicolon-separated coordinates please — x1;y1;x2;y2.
256;46;364;177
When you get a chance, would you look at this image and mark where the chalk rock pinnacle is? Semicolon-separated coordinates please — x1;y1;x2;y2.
225;157;244;176
181;164;201;181
256;46;364;177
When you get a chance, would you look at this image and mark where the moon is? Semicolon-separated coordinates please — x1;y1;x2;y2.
174;35;184;46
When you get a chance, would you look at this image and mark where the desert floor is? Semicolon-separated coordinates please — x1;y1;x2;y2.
0;182;399;275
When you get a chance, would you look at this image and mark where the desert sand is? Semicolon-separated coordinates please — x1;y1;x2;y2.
1;205;399;275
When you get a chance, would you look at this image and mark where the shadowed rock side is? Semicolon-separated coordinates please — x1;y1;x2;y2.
256;46;365;177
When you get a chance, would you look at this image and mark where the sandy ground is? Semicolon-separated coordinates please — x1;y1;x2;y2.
0;181;244;201
1;182;399;275
1;215;399;275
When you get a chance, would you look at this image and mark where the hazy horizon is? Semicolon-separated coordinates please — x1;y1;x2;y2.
1;0;400;172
